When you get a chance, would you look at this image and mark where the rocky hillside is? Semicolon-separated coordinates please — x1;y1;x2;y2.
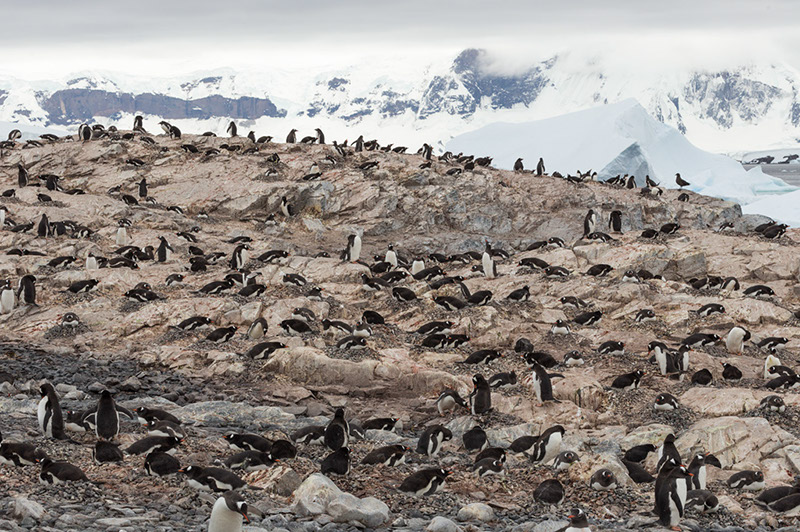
0;126;799;531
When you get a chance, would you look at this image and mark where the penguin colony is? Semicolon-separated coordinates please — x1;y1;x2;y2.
1;118;800;531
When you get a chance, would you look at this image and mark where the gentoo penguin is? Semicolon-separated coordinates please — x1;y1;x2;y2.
763;354;781;379
116;219;130;246
721;362;742;381
342;234;362;262
598;340;625;355
0;279;15;314
761;395;786;412
583;209;596;236
209;490;249;532
286;129;297;143
156;236;173;262
564;351;584;366
532;425;565;465
280;196;294;217
411;258;425;276
39;458;89;484
384;244;398;267
560;508;591;532
611;370;644;390
362;417;398;431
125;435;182;456
687;453;710;490
93;441;124;464
685;490;720;514
691;368;713;385
697;303;725;317
755;478;800;509
17;163;28;187
553;450;580;470
291;425;325;445
324;408;349;450
482;241;496;279
590;469;617;491
759;337;788;353
551;320;571;335
536;157;545;176
473;458;504;477
622;459;655;483
608;210;623;233
229;244;250;270
180;465;246;492
175;316;212;331
654;393;679;411
398;468;451;496
488;371;517;389
315;128;325;144
17;275;36;306
475;447;506;465
655;463;692;529
362;444;409;466
727;470;765;491
86;252;99;271
37;213;50;237
138;178;148;198
463;426;487;452
513;158;524;171
95;390;121;441
321;447;350;476
624;444;656;463
657;434;681;472
435;389;467;415
417;425;452;456
469;374;492;414
134;406;182;426
227;121;238;137
531;362;559;404
726;326;751;354
38;383;66;440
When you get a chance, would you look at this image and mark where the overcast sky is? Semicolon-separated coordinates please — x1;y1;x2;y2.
2;1;799;78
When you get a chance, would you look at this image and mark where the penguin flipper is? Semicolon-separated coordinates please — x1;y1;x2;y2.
116;405;137;421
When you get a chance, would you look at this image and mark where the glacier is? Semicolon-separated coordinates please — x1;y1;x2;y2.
447;99;797;221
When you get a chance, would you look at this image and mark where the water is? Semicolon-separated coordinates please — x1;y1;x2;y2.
742;163;800;187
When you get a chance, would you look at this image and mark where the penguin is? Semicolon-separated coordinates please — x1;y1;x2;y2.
721;362;742;382
755;479;800;509
690;368;713;386
654;393;679;411
553;450;580;470
532;425;565;465
624;444;656;463
417;425;452;456
488;371;517;389
531;362;559;404
744;284;774;297
156;236;173;262
759;337;789;353
583;209;597;236
227;121;238;137
685;490;719;513
763;353;782;379
362;417;399;431
563;351;584;366
209;490;249;532
180;465;246;492
655;463;692;529
362;444;409;466
17;275;36;306
573;310;603;326
147;420;186;439
506;285;530;302
133;115;145;132
513;158;524;171
761;395;786;412
36;213;50;237
321;447;350;476
342;234;362;262
608;210;623;233
384;244;398;268
93;441;124;464
314;128;325;144
611;370;645;390
115;220;130;246
475;447;506;464
0;280;14;314
138;178;148;198
727;470;765;491
463;426;487;452
175;316;212;331
398;468;451;496
560;508;591;532
17;163;28;187
473;458;504;477
536;157;545;176
286;129;297;143
38;383;66;439
687;453;710;490
590;469;617;491
657;434;681;472
435;389;467;415
481;241;496;279
230;244;250;270
95;390;121;441
725;326;751;354
469;374;492;414
622;459;655;484
551;320;571;335
206;326;237;343
324;408;349;450
280;196;294;217
39;458;89;484
460;349;501;364
634;309;656;323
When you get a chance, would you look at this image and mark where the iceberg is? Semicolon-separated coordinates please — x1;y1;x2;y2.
446;99;795;209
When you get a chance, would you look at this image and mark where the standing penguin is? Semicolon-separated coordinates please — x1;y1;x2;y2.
531;362;560;405
0;279;15;314
133;115;145;132
342;234;362;262
17;163;28;188
531;425;565;465
315;128;325;144
536;158;546;176
469;374;492;414
17;275;36;306
324;408;349;450
138;178;148;198
609;210;623;233
37;214;50;238
227;121;238;137
229;245;250;271
209;490;249;532
116;219;130;246
95;390;121;441
657;433;682;472
655;463;692;530
38;383;66;439
156;236;173;262
482;242;496;279
726;326;751;354
385;244;398;268
687;453;710;490
513;158;524;171
583;210;596;236
286;129;297;144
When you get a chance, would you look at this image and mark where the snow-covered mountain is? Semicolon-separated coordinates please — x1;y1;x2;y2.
2;48;800;154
